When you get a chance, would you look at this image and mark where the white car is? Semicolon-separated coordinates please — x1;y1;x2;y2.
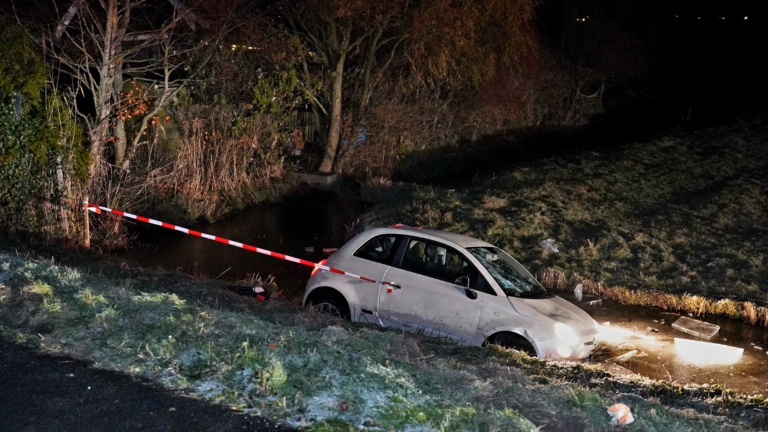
303;225;598;360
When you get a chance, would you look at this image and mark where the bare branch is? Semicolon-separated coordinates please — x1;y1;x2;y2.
55;0;84;40
167;0;211;30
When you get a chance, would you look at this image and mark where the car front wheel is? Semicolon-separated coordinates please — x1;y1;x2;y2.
492;332;537;357
307;290;351;320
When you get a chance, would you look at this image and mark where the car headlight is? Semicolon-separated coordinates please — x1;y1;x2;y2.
554;323;580;346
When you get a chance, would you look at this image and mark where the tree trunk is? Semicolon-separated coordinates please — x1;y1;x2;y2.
318;52;346;174
87;0;125;184
56;156;70;237
83;195;90;248
359;28;382;115
113;46;126;166
114;118;126;164
87;95;112;185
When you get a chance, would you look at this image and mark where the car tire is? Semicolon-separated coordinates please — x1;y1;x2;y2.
308;291;351;320
492;332;537;357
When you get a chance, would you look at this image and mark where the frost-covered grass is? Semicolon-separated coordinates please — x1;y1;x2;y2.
364;116;768;324
0;250;750;431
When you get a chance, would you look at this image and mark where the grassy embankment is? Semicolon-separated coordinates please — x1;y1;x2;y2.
1;248;763;431
364;116;768;325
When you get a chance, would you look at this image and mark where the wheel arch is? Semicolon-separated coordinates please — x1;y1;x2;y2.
304;286;351;309
305;286;353;320
486;330;539;357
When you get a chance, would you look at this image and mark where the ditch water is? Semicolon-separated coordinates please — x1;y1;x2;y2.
118;191;366;296
117;192;768;394
564;293;768;395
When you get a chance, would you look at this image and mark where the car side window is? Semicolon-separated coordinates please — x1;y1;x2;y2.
400;239;481;288
354;235;402;265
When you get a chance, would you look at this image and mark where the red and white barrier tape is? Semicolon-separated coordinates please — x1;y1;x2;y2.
83;203;392;286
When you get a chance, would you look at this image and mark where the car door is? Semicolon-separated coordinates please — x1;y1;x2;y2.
346;234;404;323
377;237;483;344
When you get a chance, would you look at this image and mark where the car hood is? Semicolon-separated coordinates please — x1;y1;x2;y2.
508;295;597;333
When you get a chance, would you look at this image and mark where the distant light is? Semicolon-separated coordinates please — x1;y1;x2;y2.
676;15;679;18
229;44;259;52
674;338;743;366
698;17;701;19
744;16;749;20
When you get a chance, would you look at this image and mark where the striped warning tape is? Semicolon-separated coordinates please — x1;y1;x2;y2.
83;203;391;286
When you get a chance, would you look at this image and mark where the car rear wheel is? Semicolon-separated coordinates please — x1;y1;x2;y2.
492;332;537;357
307;290;351;320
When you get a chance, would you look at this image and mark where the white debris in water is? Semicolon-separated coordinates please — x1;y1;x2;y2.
674;338;743;366
612;350;639;362
671;316;720;339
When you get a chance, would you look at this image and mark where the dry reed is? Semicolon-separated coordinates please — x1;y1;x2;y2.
95;105;287;225
538;267;768;327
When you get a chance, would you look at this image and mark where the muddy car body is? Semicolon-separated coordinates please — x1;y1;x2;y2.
304;225;598;360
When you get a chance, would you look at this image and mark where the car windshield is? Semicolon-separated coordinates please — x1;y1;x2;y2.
467;247;551;298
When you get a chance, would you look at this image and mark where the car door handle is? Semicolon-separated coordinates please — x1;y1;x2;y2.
385;283;401;290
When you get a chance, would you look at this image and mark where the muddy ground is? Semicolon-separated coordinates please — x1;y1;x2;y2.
0;341;291;432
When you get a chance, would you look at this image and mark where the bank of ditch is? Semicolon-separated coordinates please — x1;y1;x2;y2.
362;114;768;327
1;247;765;431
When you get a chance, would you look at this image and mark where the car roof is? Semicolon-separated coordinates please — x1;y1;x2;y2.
363;225;494;248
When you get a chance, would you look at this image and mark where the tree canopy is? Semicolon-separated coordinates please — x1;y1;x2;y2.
0;14;47;105
279;0;538;172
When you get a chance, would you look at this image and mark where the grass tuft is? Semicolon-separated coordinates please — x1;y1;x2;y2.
22;282;53;298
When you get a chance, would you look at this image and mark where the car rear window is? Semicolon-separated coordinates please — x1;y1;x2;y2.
354;235;402;265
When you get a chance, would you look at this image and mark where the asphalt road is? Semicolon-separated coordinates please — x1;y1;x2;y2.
0;341;291;432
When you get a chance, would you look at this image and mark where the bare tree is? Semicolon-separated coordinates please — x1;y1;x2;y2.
281;0;390;173
47;0;218;185
281;0;536;174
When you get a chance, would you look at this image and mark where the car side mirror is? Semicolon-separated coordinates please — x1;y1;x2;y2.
454;276;477;299
465;288;478;300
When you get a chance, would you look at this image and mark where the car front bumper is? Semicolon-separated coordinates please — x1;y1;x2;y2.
535;333;598;360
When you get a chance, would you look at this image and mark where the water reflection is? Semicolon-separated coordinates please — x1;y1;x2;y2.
566;294;768;394
117;191;365;295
